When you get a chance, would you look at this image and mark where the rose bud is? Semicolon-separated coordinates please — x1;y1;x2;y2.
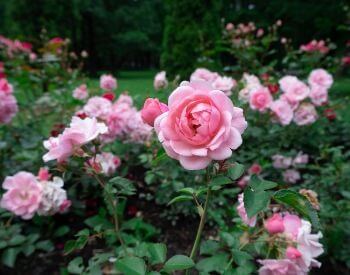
324;108;336;121
141;98;168;127
267;83;279;94
285;246;302;259
265;213;285;234
249;163;262;175
102;92;115;102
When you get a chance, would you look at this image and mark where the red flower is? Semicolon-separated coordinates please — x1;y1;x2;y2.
324;108;336;121
76;112;87;119
102;92;115;102
267;83;279;94
249;163;262;175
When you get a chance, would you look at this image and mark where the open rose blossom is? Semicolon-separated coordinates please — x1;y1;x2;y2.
0;92;18;124
0;172;42;219
283;169;301;184
293;103;318;126
279;76;310;102
283;213;302;240
272;154;292;169
308;69;333;89
237;193;256;227
190;68;219;83
43;117;108;163
212;76;237;96
90;152;121;176
141;98;169;126
0;78;13;94
72;84;88;100
309;86;328;106
269;99;293;126
265;213;285;234
154;80;247;170
249;87;273;112
83;96;112;120
154;71;168;90
258;259;304;275
100;74;117;91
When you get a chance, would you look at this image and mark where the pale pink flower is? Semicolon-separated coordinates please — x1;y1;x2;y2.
0;172;42;219
280;94;299;111
154;80;247;170
126;112;153;144
256;28;264;37
100;74;117;91
0;78;13;94
238;88;251;102
293;103;318;126
154;71;168;90
285;247;302;260
29;53;37;61
73;84;88;100
237;193;256;227
0;93;18;124
92;152;121;176
258;259;305;275
309;86;328;106
272;154;292;169
37;167;51;181
308;69;333;89
279;76;310;102
116;93;133;106
190;68;219;83
249;87;273;112
265;213;285;234
283;169;301;184
141;98;169;126
293;152;309;165
269;99;293;126
283;213;302;240
83;96;112;120
212;76;237;96
226;23;234;31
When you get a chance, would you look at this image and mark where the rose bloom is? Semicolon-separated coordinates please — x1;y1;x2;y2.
293;103;318;126
293;152;309;165
269;99;293;126
258;259;304;275
83;96;112;120
154;71;168;90
43;117;108;162
141;98;168;127
72;84;88;100
226;23;234;31
249;163;262;175
190;68;219;83
249;87;273;112
0;172;42;219
100;74;117;91
0;78;13;94
283;169;301;184
237;193;256;227
308;69;333;89
90;152;121;176
342;56;350;66
309;86;328;106
285;246;302;260
279;76;310;102
116;93;133;106
212;76;236;96
0;93;18;124
283;213;302;240
256;28;264;37
265;213;285;234
272;154;292;169
154;80;247;170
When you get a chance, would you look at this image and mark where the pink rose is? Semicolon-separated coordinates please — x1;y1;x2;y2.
279;76;310;102
283;213;302;240
237;193;256;227
308;69;333;89
256;28;264;37
141;98;169;127
293;152;309;165
154;71;168;90
249;87;273;112
0;172;42;219
285;246;302;260
0;92;18;124
116;93;133;106
190;68;219;83
83;96;112;120
258;259;304;275
100;74;117;91
249;163;262;175
0;78;13;94
73;84;88;100
37;167;51;181
212;76;237;96
309;86;328;106
226;23;234;31
269;99;293;126
91;152;121;176
265;213;285;234
271;154;292;169
283;169;301;184
280;94;299;111
154;80;247;170
237;175;250;188
293;103;318;126
59;199;72;213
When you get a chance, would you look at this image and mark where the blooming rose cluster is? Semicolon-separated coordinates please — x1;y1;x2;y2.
0;168;70;219
153;71;168;90
149;79;247;170
272;152;309;184
0;78;18;124
300;40;329;54
0;35;32;57
88;152;121;176
239;69;333;126
100;74;117;91
260;212;323;274
72;84;88;100
190;68;237;96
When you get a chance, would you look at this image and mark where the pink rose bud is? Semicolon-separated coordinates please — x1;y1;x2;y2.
265;213;285;234
285;246;302;259
249;163;262;175
38;167;51;181
141;98;168;127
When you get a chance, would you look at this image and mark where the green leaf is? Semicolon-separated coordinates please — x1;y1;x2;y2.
227;162;245;180
75;236;89;250
200;240;220;255
36;240;54;252
249;175;277;191
108;177;136;196
273;189;320;230
231;249;253;266
178;187;195;195
68;257;85;274
168;195;193;206
76;229;90;237
54;226;70;237
211;176;232;187
220;232;239;248
163;255;195;272
64;240;76;254
116;256;146;275
1;247;20;267
147;243;167;265
196;253;229;273
243;188;271;218
8;235;26;246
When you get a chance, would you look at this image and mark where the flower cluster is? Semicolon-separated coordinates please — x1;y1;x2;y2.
88;152;121;176
0;78;18;124
154;71;168;90
240;69;333;126
272;152;309;184
190;68;237;96
72;84;89;100
0;168;70;219
300;40;329;54
0;35;32;57
260;212;323;274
